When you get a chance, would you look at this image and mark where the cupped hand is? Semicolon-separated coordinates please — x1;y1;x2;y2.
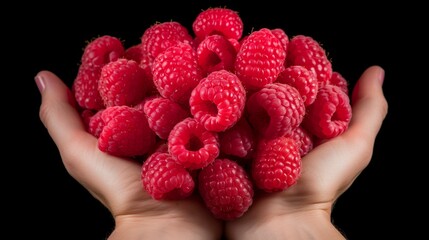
225;65;388;240
36;70;223;240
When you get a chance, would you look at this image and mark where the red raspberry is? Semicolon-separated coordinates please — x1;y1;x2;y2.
98;58;150;107
86;109;105;138
329;71;349;95
251;136;301;192
141;152;195;200
124;44;155;94
192;7;243;40
80;35;124;68
80;109;95;131
98;105;156;157
276;65;318;106
234;28;286;91
143;96;190;140
198;158;254;220
286;35;332;86
271;28;289;52
72;65;104;110
141;21;194;61
246;83;305;139
189;70;246;132
219;117;255;159
168;117;219;170
302;84;352;139
152;42;204;105
196;34;237;73
124;43;144;63
285;126;314;157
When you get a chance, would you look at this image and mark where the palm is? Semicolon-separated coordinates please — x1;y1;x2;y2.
226;65;387;237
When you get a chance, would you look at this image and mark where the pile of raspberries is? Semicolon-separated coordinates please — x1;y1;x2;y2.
72;7;352;220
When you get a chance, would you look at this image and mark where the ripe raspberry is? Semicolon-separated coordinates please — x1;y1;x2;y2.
219;117;255;159
270;28;289;52
276;65;318;106
196;34;237;73
198;158;254;220
302;84;352;139
141;21;194;60
86;109;105;138
189;70;246;132
285;126;314;157
192;7;243;40
98;105;156;157
246;83;305;139
168;118;219;170
141;152;195;200
124;43;144;63
251;136;301;192
124;44;155;93
80;35;125;68
329;71;349;95
152;42;204;105
234;28;286;91
98;58;150;107
286;35;332;86
143;96;190;140
72;65;104;110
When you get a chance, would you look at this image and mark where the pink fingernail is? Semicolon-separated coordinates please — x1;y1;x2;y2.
35;74;45;93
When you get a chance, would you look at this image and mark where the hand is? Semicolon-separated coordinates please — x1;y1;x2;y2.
35;71;223;240
225;65;388;240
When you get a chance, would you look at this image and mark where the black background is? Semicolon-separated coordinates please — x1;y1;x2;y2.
13;1;421;239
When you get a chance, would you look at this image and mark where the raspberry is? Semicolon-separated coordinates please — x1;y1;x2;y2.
329;71;349;95
189;70;246;132
276;65;318;106
168;117;219;170
87;109;105;138
98;58;150;107
285;126;314;157
234;28;286;91
124;43;144;62
141;21;194;61
246;82;305;139
270;28;289;52
286;34;332;86
72;65;104;110
141;152;195;200
152;42;204;105
124;44;155;93
219;117;255;159
302;84;352;139
143;96;190;140
98;105;156;157
198;158;254;220
80;35;125;69
192;7;243;40
196;34;237;73
251;136;301;192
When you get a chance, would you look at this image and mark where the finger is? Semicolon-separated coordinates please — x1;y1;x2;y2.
348;65;388;141
36;70;90;148
295;65;388;196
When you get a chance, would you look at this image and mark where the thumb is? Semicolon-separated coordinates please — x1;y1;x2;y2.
35;70;94;155
348;65;388;141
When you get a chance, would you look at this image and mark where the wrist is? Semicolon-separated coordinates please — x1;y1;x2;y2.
226;209;346;240
108;214;221;240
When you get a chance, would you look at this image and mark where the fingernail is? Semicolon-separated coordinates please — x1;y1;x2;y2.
378;67;385;85
35;74;45;93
